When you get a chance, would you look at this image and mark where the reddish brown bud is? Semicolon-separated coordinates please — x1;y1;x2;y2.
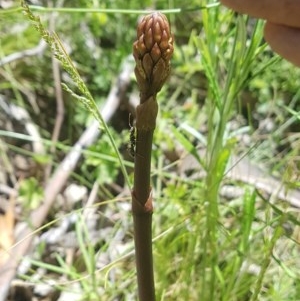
133;12;174;102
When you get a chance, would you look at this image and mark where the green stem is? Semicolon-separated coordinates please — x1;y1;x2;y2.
202;93;228;299
2;4;220;15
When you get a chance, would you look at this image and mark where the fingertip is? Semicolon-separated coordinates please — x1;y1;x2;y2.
264;22;300;67
219;0;238;10
219;0;255;15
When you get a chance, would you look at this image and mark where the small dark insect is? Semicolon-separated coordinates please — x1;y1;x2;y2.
128;114;136;158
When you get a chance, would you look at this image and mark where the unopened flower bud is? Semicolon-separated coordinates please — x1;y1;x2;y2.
133;12;174;102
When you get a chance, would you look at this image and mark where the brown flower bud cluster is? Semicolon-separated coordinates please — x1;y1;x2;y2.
133;12;174;102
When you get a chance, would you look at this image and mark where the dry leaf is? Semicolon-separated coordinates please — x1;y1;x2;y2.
0;197;15;266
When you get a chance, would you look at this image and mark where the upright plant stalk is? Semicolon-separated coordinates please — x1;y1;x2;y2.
132;12;174;301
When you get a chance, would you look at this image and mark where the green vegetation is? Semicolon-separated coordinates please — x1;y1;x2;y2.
0;1;299;300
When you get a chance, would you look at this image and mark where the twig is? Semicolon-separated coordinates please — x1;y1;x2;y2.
83;181;99;220
4;101;45;155
0;40;47;67
179;151;300;208
226;155;300;207
44;0;65;181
